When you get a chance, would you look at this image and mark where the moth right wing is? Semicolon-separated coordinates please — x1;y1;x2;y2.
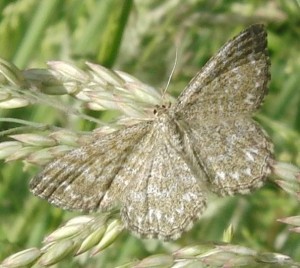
182;117;273;196
172;24;270;121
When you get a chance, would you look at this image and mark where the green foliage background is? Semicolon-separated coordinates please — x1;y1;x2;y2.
0;0;299;267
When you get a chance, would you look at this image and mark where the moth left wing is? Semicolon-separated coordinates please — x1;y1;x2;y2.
29;122;152;211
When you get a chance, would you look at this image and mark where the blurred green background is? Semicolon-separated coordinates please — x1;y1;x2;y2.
0;0;300;267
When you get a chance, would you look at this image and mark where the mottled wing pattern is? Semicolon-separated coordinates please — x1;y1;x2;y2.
171;24;272;196
184;118;273;196
30;122;152;211
173;24;269;120
30;118;207;239
119;128;206;239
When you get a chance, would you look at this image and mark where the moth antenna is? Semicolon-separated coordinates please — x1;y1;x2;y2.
162;46;178;102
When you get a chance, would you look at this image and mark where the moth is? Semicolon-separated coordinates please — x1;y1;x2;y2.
30;24;273;240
